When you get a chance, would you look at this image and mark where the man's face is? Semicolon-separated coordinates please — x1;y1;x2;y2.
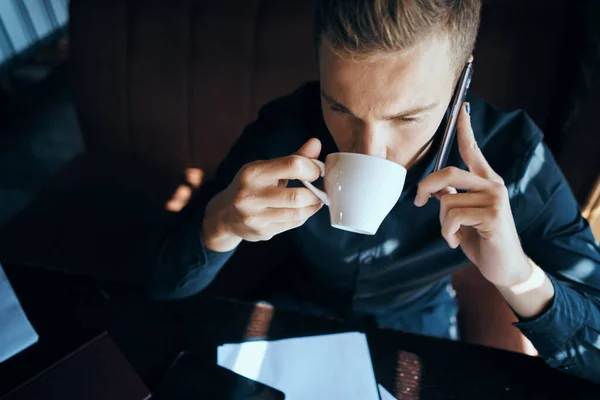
319;36;457;168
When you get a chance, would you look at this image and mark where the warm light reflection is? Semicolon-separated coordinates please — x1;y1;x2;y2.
165;185;193;212
186;168;204;189
244;302;275;340
164;168;205;212
395;351;421;400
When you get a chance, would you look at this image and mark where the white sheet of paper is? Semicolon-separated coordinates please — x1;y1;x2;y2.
217;332;380;400
0;264;39;363
378;384;398;400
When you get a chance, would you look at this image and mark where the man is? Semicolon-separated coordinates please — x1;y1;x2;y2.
149;0;600;382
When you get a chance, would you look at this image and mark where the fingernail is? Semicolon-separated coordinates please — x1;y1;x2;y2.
465;102;471;115
414;196;422;207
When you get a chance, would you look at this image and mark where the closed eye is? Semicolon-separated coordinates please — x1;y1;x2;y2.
394;116;422;124
329;104;348;114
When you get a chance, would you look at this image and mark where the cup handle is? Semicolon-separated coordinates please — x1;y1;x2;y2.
301;159;330;206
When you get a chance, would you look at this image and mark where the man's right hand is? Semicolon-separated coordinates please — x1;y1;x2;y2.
201;138;324;252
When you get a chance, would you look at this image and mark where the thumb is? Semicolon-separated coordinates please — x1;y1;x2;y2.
278;138;322;188
295;138;322;159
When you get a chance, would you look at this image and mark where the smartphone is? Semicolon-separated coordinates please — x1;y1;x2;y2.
433;61;474;171
153;351;286;400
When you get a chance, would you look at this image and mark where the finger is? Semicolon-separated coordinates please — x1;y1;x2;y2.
441;207;488;248
433;186;457;200
279;138;322;184
277;138;323;188
295;137;322;159
268;218;313;235
260;203;323;223
261;187;322;208
241;154;322;186
439;192;492;225
456;102;497;180
415;167;492;207
242;208;320;241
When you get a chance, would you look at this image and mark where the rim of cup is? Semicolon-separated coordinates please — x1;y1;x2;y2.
326;152;407;172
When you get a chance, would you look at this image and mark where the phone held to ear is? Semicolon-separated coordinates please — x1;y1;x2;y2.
434;61;474;172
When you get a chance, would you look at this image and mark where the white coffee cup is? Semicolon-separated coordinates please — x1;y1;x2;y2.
302;152;407;235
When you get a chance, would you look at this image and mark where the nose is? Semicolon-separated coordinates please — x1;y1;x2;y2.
352;121;387;158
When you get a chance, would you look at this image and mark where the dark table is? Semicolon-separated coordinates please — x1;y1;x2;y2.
105;295;600;400
1;264;600;400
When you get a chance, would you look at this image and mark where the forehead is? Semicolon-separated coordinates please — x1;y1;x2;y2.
319;36;455;115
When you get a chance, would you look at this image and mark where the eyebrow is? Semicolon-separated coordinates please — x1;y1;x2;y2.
321;89;439;120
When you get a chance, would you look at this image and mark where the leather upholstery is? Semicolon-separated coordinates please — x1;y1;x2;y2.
68;0;589;172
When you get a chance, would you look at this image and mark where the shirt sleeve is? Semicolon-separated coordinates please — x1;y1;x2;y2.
512;141;600;383
146;119;270;301
146;82;321;301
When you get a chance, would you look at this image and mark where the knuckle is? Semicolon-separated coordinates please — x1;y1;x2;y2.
239;163;259;184
490;181;508;199
233;191;252;210
439;193;452;207
446;207;459;220
232;196;245;211
287;155;304;174
287;189;301;206
241;214;257;227
445;166;460;178
492;173;505;185
446;208;461;224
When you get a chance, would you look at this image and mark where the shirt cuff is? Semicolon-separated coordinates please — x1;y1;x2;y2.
514;274;588;353
198;245;237;268
166;228;237;298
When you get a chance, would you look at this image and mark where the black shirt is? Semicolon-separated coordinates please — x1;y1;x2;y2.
150;82;600;383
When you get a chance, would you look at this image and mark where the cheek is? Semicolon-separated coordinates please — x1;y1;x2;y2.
394;121;435;145
387;119;441;163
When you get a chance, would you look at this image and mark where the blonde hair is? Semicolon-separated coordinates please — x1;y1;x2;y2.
315;0;481;71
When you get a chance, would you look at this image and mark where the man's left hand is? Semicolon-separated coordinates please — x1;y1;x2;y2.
414;102;531;288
